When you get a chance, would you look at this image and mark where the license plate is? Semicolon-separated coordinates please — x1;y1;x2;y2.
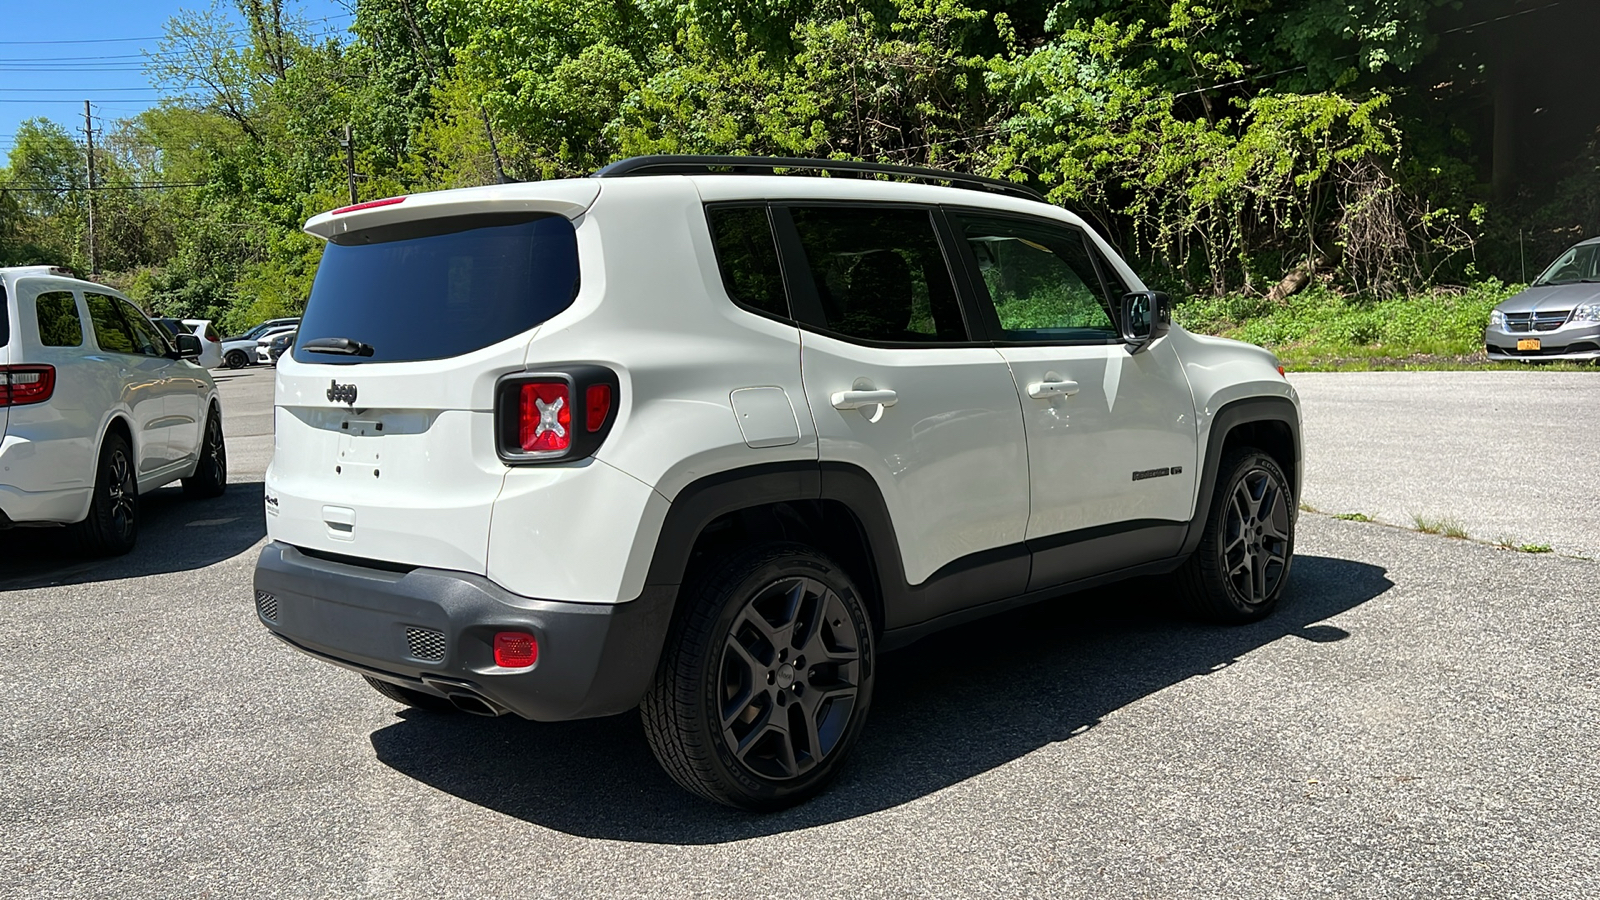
1517;338;1541;351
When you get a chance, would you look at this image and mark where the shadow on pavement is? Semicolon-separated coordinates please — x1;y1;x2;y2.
0;479;266;591
369;554;1392;843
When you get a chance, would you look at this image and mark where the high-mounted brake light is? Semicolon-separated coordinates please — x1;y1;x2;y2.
331;196;406;215
493;631;538;668
519;381;571;452
0;365;56;407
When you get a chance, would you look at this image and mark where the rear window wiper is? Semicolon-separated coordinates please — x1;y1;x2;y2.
301;336;376;357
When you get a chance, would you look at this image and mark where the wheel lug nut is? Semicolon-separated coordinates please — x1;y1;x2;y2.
766;672;775;684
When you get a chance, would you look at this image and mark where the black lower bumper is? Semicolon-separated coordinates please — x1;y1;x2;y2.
253;542;675;721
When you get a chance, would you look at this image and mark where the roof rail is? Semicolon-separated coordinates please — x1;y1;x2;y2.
591;155;1046;204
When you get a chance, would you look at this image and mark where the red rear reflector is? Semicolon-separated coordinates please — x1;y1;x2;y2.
331;196;406;215
494;632;538;668
1276;366;1287;377
585;383;612;432
518;381;571;452
0;365;56;407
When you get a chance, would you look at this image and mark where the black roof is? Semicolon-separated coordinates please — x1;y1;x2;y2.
592;155;1046;204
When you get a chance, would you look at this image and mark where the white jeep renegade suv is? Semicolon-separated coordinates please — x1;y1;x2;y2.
254;157;1300;810
1;266;228;555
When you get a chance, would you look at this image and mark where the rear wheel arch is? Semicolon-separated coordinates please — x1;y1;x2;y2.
645;462;900;640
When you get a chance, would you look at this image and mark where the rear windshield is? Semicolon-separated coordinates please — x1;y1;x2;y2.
294;213;580;365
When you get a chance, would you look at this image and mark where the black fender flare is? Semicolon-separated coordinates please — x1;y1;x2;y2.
1180;395;1302;557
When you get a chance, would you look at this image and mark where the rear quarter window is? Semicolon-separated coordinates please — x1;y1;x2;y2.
34;291;84;347
295;213;580;365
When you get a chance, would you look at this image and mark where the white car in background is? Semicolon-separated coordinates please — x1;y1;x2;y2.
1;266;228;555
154;317;224;369
220;318;299;369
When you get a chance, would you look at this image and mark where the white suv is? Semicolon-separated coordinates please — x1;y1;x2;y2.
1;266;228;555
253;157;1301;810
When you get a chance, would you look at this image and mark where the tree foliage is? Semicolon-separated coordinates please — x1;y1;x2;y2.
0;0;1591;329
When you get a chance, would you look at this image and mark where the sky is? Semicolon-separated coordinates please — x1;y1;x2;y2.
0;0;352;159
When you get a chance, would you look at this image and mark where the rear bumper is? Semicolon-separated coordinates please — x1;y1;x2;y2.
253;541;675;721
0;482;89;525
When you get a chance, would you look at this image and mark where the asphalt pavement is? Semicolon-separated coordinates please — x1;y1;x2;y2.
1291;371;1600;559
1;367;1596;898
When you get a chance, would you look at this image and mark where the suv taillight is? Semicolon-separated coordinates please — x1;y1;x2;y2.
494;366;619;464
0;365;55;407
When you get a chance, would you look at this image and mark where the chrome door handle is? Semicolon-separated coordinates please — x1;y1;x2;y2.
1027;380;1080;399
831;389;899;410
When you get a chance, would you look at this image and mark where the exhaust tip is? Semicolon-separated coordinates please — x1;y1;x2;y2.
446;692;503;717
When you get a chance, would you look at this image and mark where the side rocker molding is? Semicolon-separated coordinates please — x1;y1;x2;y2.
1179;395;1302;558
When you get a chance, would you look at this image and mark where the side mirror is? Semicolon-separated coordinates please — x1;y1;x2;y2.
1120;290;1172;351
174;333;203;361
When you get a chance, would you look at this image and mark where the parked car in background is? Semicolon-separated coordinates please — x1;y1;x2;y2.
260;328;296;365
1;266;228;555
220;318;299;368
1485;237;1600;361
153;318;224;369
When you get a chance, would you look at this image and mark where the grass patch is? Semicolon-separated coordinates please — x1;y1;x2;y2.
1412;514;1469;539
1333;512;1371;522
1173;280;1600;372
1519;543;1553;554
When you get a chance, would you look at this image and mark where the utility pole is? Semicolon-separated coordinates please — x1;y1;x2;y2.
84;100;98;274
340;123;357;205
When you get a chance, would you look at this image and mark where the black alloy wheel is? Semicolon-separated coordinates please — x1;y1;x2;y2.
183;406;228;498
643;542;875;810
716;575;864;782
1222;464;1292;604
73;432;139;556
1178;447;1295;622
224;349;250;369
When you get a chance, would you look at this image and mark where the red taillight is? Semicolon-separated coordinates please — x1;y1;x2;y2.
493;631;538;668
0;365;55;407
585;383;612;432
518;381;572;452
331;196;406;215
1276;365;1287;378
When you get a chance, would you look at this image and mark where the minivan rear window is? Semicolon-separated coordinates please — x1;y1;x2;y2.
295;213;580;365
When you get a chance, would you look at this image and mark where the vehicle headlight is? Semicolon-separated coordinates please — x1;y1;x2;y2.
1489;309;1507;327
1572;303;1600;323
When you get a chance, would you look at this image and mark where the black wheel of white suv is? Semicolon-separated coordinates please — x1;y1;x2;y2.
73;432;139;557
642;542;875;810
182;404;227;499
1179;447;1295;622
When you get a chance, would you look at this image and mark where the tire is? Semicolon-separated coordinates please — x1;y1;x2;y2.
224;349;249;369
362;675;459;714
72;432;139;557
642;542;876;811
1178;447;1296;623
182;405;227;499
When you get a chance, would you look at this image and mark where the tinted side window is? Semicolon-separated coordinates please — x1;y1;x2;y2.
85;293;138;355
117;298;171;357
706;206;788;319
34;291;84;347
789;206;967;343
953;214;1118;342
